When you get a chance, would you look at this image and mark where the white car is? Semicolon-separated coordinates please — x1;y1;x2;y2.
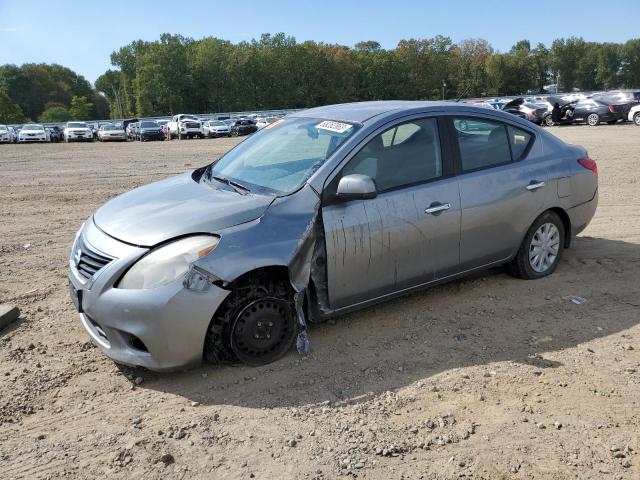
167;114;204;139
0;124;12;143
18;124;49;143
255;116;278;129
203;120;231;138
64;121;94;142
628;104;640;126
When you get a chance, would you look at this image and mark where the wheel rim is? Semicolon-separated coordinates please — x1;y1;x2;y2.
545;116;554;126
634;114;640;126
588;114;598;126
529;223;560;273
230;297;295;364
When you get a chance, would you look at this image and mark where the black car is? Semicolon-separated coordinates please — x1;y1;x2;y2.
571;98;625;126
46;125;63;142
138;121;164;141
230;119;258;136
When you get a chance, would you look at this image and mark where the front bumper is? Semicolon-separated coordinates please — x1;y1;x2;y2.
67;134;92;142
69;220;229;371
140;131;164;140
19;136;47;142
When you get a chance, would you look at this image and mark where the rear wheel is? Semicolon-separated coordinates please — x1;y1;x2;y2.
508;211;565;279
204;274;297;366
634;112;640;126
587;113;600;126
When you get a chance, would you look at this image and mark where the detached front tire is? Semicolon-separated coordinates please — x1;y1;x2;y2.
204;274;297;366
508;211;565;280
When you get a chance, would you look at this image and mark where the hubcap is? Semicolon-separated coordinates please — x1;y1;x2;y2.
230;297;295;364
529;223;560;273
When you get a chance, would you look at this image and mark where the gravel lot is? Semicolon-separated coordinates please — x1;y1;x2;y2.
1;126;639;479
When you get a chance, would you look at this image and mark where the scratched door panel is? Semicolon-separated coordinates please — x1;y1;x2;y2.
322;177;460;309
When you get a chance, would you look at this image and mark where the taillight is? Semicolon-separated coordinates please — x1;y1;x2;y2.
578;157;598;176
609;105;617;113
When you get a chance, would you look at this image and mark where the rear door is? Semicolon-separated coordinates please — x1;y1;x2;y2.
322;116;461;309
446;116;547;271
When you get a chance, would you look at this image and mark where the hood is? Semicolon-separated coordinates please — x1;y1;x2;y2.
93;172;274;247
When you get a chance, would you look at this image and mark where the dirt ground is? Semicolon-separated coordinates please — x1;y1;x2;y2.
0;125;639;480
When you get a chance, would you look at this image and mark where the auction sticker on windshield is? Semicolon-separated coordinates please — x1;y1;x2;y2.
315;120;353;134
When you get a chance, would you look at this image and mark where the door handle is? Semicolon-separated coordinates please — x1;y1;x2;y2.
526;181;545;191
425;202;451;214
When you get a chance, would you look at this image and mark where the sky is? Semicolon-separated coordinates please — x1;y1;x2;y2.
1;0;639;84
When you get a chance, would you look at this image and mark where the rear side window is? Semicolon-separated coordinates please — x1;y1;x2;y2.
507;126;532;161
453;118;511;172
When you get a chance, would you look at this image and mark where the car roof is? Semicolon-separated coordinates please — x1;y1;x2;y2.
292;100;531;125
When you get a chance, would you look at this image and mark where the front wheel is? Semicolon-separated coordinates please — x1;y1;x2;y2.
587;113;600;126
507;211;565;280
634;112;640;126
204;276;297;366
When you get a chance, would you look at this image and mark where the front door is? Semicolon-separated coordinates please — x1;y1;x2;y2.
321;117;461;310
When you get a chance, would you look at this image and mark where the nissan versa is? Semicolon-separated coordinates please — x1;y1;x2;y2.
68;101;598;371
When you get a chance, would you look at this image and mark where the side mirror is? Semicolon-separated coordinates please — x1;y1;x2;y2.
336;174;377;200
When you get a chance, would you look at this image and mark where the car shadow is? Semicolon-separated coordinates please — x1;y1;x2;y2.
133;235;640;408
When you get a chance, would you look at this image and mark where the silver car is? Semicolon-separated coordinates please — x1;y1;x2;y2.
68;101;598;371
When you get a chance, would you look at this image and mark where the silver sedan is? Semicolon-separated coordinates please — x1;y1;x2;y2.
68;101;598;371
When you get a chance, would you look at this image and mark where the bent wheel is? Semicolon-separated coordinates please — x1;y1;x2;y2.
229;297;296;365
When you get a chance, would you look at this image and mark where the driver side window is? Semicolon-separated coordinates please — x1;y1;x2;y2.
342;118;442;192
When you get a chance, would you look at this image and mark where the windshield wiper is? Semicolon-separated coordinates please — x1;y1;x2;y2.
211;175;250;195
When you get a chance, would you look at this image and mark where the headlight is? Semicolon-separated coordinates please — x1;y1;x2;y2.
118;235;219;290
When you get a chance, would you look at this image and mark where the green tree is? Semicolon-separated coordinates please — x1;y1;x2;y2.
39;104;70;122
68;96;93;120
0;88;27;123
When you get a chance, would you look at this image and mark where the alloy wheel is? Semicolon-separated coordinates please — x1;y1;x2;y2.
587;114;599;126
528;222;561;273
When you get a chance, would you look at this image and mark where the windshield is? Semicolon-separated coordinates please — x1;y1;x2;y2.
68;122;88;128
211;121;226;126
0;126;7;131
23;125;44;131
203;117;358;195
181;116;198;122
140;121;158;128
103;124;120;131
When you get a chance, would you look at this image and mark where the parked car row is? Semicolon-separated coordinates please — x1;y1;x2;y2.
465;89;640;127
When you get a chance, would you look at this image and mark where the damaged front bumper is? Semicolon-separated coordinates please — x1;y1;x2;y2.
69;220;229;371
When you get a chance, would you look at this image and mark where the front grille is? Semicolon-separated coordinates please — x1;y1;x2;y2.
74;239;113;280
185;122;200;129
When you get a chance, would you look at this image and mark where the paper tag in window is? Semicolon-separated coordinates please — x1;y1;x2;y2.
315;120;352;133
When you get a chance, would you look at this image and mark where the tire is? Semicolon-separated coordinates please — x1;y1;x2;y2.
231;130;239;137
544;115;555;127
204;273;297;366
587;113;600;126
507;211;565;280
634;112;640;126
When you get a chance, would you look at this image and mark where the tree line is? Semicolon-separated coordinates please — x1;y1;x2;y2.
1;33;640;123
